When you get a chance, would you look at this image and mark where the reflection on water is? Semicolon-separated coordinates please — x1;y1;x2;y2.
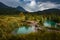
12;26;36;34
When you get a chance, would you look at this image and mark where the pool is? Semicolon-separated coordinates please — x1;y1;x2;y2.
12;26;36;35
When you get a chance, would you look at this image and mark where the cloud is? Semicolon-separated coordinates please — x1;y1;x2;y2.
38;2;60;11
0;0;19;7
35;0;60;4
21;1;60;12
0;0;60;12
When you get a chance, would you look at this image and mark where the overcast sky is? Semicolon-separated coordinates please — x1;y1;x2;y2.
0;0;60;12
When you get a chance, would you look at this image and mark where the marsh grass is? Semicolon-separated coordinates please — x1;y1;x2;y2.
0;14;60;40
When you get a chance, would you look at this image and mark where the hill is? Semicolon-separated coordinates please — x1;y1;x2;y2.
32;8;60;15
16;6;27;12
0;2;20;15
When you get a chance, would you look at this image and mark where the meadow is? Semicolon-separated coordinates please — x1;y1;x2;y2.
0;13;60;40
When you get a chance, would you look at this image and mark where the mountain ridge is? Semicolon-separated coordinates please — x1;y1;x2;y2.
0;2;9;8
16;6;27;12
0;2;60;15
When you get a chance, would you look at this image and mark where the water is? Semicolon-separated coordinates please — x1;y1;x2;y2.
43;20;56;27
12;26;36;35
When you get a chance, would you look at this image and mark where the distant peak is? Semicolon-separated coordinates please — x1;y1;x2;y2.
16;6;27;12
0;2;9;8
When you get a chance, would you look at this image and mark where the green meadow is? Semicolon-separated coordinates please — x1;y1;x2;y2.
0;12;60;40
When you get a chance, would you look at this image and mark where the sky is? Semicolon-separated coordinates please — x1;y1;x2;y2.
0;0;60;12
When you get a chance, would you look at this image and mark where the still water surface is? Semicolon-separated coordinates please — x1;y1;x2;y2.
12;26;36;34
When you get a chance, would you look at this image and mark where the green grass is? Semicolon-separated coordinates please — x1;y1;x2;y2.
0;14;60;40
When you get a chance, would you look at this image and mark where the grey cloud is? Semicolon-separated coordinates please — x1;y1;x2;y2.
21;1;60;12
0;0;19;7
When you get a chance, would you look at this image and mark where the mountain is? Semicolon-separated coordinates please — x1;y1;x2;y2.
33;8;60;15
43;8;60;12
16;6;27;12
0;2;26;12
0;2;20;15
0;2;60;15
42;9;60;15
0;2;9;8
